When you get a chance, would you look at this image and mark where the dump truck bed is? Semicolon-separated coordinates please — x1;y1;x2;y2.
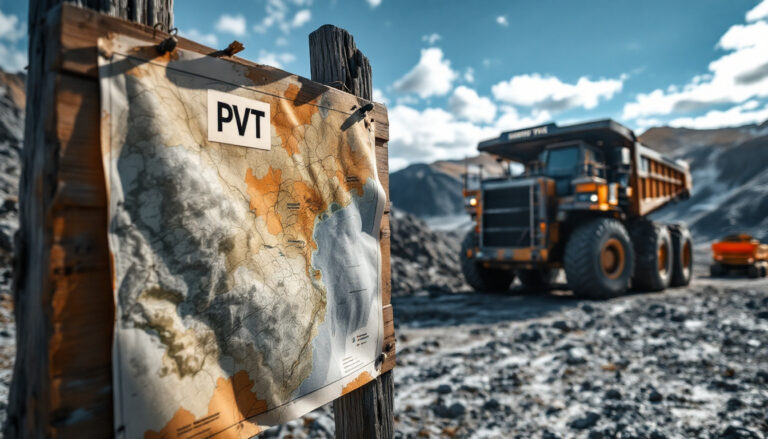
477;119;692;217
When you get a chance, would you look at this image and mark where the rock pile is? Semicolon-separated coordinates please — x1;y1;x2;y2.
389;208;467;295
0;69;23;430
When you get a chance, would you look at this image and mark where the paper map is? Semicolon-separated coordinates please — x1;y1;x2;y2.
98;35;385;438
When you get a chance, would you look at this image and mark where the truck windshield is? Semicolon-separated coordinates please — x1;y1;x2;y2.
545;147;580;176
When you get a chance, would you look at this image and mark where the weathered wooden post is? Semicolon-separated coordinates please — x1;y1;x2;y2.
7;1;172;437
310;24;395;439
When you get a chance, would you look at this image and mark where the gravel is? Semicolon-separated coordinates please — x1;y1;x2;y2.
257;276;768;439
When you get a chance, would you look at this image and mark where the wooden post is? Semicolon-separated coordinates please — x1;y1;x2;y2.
7;1;172;437
310;25;395;439
309;25;373;101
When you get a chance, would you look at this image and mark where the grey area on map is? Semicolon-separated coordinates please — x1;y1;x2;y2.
296;179;381;397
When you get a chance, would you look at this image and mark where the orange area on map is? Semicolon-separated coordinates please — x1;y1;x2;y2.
245;167;283;235
144;370;266;439
271;84;320;156
292;181;327;251
340;371;373;396
334;138;374;197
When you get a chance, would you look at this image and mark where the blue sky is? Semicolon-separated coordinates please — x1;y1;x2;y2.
1;0;768;169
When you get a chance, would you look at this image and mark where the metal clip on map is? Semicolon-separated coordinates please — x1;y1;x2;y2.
153;24;178;55
359;102;374;115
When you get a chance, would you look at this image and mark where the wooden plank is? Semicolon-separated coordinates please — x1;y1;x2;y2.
57;5;390;142
9;1;171;436
46;73;113;435
54;74;106;208
5;5;63;436
380;305;396;373
333;370;394;439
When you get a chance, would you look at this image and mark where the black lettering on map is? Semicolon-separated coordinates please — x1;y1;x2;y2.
217;102;232;132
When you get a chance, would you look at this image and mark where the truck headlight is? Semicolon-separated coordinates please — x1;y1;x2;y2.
576;192;598;203
468;197;478;207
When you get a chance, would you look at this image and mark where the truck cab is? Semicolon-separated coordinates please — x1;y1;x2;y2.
461;119;693;298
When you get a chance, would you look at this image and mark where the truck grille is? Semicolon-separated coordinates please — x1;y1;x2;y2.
481;180;536;248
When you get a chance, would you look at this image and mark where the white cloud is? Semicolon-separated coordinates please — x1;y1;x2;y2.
421;33;441;45
393;48;457;98
367;0;382;8
254;0;315;34
635;118;665;130
215;14;247;36
395;95;419;106
373;88;389;105
746;0;768;21
492;73;624;112
496;16;508;27
0;10;26;72
291;9;311;28
0;11;25;42
256;50;296;69
181;29;218;47
275;37;289;46
494;106;552;132
623;17;768;120
388;100;551;169
389;105;498;166
0;43;26;72
463;67;475;83
449;86;496;123
667;100;768;129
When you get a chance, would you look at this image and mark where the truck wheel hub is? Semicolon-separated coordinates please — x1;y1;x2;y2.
601;238;625;279
658;243;669;275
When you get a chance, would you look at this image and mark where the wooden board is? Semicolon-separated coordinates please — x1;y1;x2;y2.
31;4;394;437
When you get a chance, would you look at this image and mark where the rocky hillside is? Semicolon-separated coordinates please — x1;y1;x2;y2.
389;208;467;295
389;155;507;218
389;163;464;217
0;69;24;430
641;123;768;242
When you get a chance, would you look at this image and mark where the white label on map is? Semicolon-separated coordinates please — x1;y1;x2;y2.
207;89;271;150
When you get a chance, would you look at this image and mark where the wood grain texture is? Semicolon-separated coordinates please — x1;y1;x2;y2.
309;25;373;101
333;370;394;439
7;0;169;437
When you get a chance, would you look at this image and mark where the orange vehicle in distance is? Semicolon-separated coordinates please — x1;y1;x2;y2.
710;234;768;278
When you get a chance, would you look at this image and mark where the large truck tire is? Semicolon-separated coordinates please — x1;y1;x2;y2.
668;223;693;287
629;219;673;291
748;264;760;279
517;268;559;288
564;218;634;299
461;231;515;292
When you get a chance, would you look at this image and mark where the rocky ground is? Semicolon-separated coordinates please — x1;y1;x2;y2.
259;250;768;438
0;69;22;433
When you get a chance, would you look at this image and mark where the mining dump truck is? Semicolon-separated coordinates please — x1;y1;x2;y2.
461;119;693;298
710;234;768;278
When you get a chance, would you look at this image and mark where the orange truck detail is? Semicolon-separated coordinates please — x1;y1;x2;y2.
710;234;768;278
